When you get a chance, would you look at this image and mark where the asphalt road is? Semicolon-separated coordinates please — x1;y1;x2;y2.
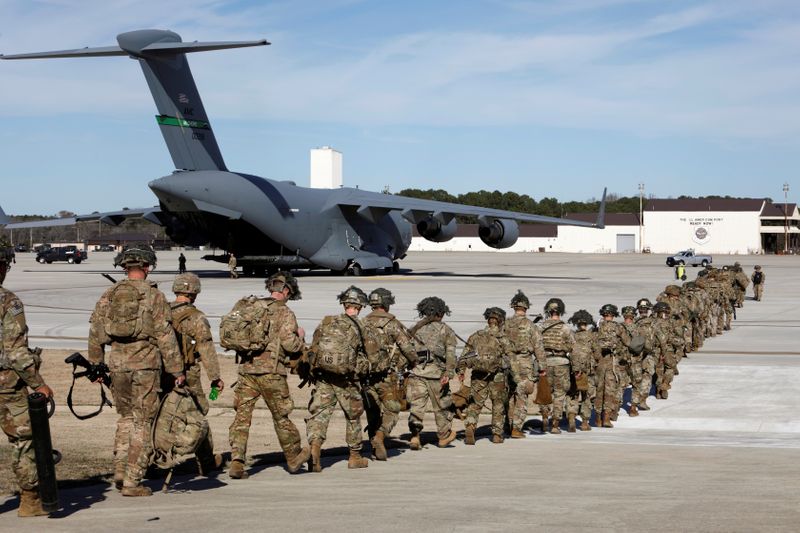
1;250;798;531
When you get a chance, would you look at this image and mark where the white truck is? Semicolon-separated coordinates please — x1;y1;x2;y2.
665;250;712;267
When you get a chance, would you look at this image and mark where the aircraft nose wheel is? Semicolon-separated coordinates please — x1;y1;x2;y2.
346;263;362;276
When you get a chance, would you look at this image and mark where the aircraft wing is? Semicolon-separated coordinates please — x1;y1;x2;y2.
330;188;606;228
2;207;164;229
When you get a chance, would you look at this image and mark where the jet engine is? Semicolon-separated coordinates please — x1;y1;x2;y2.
417;216;457;243
478;218;519;249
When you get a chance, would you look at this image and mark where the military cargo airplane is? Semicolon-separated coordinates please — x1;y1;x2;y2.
1;29;605;276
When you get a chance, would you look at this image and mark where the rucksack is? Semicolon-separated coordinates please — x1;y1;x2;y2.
104;280;148;341
219;297;274;352
753;271;763;284
363;317;394;373
152;389;208;469
310;315;373;375
172;305;201;365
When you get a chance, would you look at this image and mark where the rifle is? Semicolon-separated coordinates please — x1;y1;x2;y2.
101;273;117;284
64;352;113;420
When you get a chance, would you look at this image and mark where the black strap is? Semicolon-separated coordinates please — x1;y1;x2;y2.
66;371;112;420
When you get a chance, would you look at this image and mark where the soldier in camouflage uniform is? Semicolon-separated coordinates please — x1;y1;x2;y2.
594;304;631;427
664;285;689;366
406;297;457;450
539;298;576;434
458;307;511;443
305;286;371;471
228;272;309;479
503;291;546;438
620;306;642;416
718;268;735;331
633;298;657;412
169;273;224;475
362;288;421;460
0;240;54;516
751;265;765;301
88;245;184;496
733;263;749;308
653;301;683;399
567;310;598;431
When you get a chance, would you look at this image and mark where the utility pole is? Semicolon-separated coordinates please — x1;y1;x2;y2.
784;182;790;253
638;183;645;253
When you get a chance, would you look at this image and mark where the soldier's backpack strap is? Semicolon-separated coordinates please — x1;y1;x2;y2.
66;370;113;421
171;303;200;365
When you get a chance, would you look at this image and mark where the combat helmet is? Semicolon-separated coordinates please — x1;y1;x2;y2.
368;288;395;309
114;243;157;269
483;307;506;323
509;290;530;310
683;281;697;290
543;298;565;316
0;238;15;265
621;306;636;318
653;302;670;315
172;273;201;295
266;271;301;300
664;285;681;297
599;303;619;317
754;265;762;270
416;296;451;318
636;298;653;310
338;285;367;307
568;309;595;327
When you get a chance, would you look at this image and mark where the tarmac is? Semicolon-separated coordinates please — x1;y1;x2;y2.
2;250;799;531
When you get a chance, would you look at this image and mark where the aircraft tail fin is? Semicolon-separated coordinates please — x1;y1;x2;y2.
2;29;269;172
0;205;8;226
595;188;607;229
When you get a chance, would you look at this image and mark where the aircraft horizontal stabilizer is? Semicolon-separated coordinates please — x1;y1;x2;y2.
3;207;162;229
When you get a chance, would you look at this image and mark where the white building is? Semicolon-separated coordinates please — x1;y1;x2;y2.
309;146;342;189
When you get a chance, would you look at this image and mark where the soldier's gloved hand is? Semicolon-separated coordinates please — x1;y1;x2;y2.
440;375;449;386
174;374;186;388
211;378;225;392
296;326;306;340
35;384;54;398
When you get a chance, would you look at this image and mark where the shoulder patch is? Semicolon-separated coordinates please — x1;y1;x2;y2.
9;300;24;317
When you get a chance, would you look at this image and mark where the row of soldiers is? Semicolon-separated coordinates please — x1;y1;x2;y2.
0;242;757;515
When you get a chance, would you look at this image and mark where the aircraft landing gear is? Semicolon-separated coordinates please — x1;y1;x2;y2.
346;263;362;277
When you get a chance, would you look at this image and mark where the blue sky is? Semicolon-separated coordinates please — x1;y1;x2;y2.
1;0;798;215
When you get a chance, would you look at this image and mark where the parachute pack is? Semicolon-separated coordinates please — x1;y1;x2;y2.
219;297;275;353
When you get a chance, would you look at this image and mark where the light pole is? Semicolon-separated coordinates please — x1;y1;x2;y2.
638;183;645;253
784;183;790;253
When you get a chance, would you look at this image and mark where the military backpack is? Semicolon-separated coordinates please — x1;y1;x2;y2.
463;330;502;373
753;271;763;284
152;389;208;469
219;296;275;353
310;315;373;375
103;280;151;341
172;304;201;365
363;316;395;374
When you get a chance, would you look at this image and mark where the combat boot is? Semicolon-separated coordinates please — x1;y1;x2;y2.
286;446;311;474
228;459;249;479
409;431;421;451
550;417;561;434
541;415;549;433
198;454;224;476
372;431;388;460
639;400;650;411
347;450;369;469
567;414;577;433
602;412;614;428
579;419;591;431
17;489;48;517
438;430;457;448
510;429;526;439
491;434;504;444
121;484;152;497
113;461;125;490
661;389;669;400
309;441;322;473
629;404;639;417
610;410;619;421
464;425;476;445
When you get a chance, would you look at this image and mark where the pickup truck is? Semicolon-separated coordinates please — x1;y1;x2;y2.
665;250;712;267
36;245;87;264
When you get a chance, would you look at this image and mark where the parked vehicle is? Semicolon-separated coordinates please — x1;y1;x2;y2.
665;250;712;267
36;245;87;264
13;244;29;253
94;244;115;252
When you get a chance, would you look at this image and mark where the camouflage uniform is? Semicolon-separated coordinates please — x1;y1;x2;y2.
751;267;765;301
459;319;510;441
570;326;598;428
633;312;657;409
362;309;417;439
733;265;749;307
595;314;631;425
170;298;221;470
653;305;683;399
306;313;368;453
503;314;545;434
540;317;576;430
88;278;183;491
407;321;457;441
1;286;47;494
229;298;307;470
